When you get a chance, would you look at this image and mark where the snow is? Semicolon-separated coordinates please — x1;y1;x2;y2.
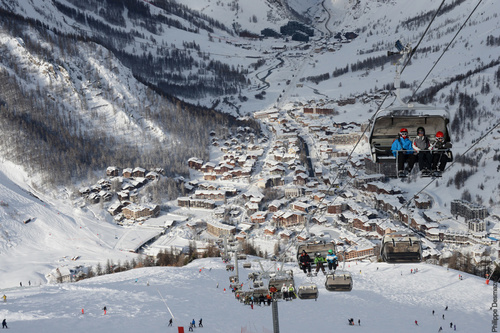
0;258;492;332
0;0;499;330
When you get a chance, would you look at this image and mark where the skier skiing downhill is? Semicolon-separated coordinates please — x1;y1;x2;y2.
326;249;338;271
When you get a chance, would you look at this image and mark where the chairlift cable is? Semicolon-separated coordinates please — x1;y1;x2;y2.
409;0;485;101
401;119;500;214
400;0;447;76
297;0;451;226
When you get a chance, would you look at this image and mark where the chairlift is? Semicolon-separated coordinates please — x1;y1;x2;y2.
296;240;337;269
380;232;422;263
253;279;264;288
367;40;451;177
268;274;295;298
243;262;252;269
229;275;239;283
368;110;451;176
297;283;318;300
325;272;353;292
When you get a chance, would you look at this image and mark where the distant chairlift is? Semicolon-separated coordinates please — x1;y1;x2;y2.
325;272;353;292
297;283;319;300
380;232;422;263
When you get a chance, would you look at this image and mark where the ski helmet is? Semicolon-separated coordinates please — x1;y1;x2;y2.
328;249;333;254
417;127;425;135
436;131;444;138
400;128;408;137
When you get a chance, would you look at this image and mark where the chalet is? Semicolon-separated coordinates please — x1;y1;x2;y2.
87;192;100;204
98;190;113;202
199;183;218;191
294;173;308;186
204;173;217;181
277;211;305;228
250;211;267;224
245;202;259;215
122;168;133;178
177;197;190;208
292;201;311;213
235;232;247;242
146;171;160;181
279;230;293;240
220;172;233;180
107;202;123;216
106;166;120;177
79;187;90;197
268;200;284;212
201;162;216;173
220;187;238;197
270;165;286;176
414;195;432;210
188;157;203;170
264;226;276;236
352;215;372;232
154;168;165;175
117;190;129;201
327;203;343;214
132;167;146;178
129;190;139;203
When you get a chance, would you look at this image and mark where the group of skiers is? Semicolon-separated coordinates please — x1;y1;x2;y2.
391;127;452;177
280;283;295;301
299;249;338;276
347;318;360;326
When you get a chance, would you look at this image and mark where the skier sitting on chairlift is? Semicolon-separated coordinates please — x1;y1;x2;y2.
299;250;312;274
314;252;326;275
326;249;338;271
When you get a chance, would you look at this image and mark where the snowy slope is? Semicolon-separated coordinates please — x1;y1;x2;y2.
0;162;135;288
0;258;492;332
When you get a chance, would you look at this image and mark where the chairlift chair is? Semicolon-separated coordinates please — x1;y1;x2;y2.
296;240;337;269
325;272;353;292
380;232;422;263
297;283;319;300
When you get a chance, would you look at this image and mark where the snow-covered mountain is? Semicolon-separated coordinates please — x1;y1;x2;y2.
0;0;499;329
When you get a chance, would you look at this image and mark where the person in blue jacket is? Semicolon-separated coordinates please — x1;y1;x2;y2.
391;128;416;176
326;249;338;271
